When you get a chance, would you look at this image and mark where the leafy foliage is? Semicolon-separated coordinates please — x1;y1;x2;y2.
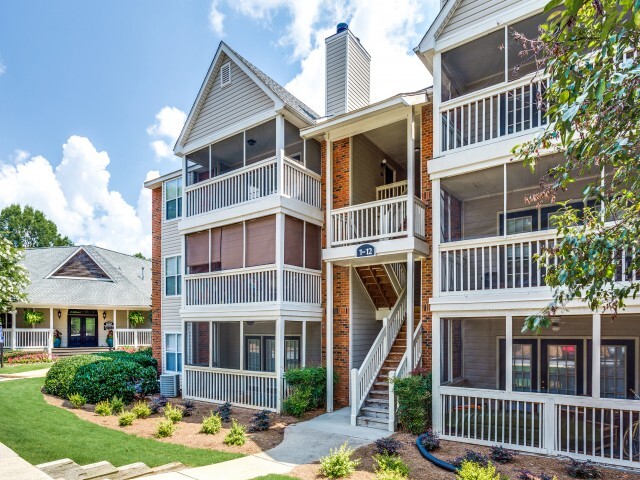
127;311;146;327
0;204;73;248
149;395;168;414
566;459;601;479
95;349;157;369
374;437;402;456
4;352;53;364
456;461;501;480
489;445;516;464
0;237;29;314
420;429;440;452
94;401;112;416
375;471;408;480
283;367;330;416
119;411;136;427
223;419;246;446
155;419;176;438
200;413;222;435
179;399;195;417
452;450;490;468
110;396;125;415
164;403;183;424
511;0;640;330
282;386;313;417
373;453;409;478
23;310;44;326
44;355;108;399
248;410;271;432
392;372;432;434
319;442;361;479
67;393;86;409
131;401;151;419
216;402;232;423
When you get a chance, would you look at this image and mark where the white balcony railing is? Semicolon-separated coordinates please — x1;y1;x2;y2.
283;266;322;305
115;329;152;348
376;180;408;200
331;196;426;247
440;76;549;153
13;328;50;349
185;157;321;217
183;366;278;411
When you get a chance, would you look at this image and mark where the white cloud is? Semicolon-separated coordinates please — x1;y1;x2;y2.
0;136;155;256
146;106;186;161
209;0;226;36
11;149;29;163
0;60;5;77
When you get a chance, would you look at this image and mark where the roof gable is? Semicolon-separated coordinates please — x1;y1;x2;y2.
49;247;112;281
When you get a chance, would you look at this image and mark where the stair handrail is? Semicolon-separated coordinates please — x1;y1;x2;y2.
350;288;407;425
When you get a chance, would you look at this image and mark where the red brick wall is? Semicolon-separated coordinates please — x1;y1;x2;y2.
421;104;434;372
151;186;163;374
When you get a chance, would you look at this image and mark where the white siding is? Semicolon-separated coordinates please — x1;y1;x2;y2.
326;34;347;117
347;39;370;112
351;269;381;370
162;180;183;334
184;54;275;145
439;0;522;41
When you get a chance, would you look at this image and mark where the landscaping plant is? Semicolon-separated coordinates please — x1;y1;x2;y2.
127;311;146;327
23;310;44;326
94;401;112;416
149;395;168;414
490;445;516;464
223;420;246;446
67;393;86;409
118;411;136;427
95;349;157;369
456;461;501;480
216;401;232;423
110;396;125;415
391;371;432;434
200;413;222;435
373;453;409;478
4;352;54;364
374;437;402;456
375;471;408;480
155;419;177;438
131;401;151;419
179;399;195;417
452;450;490;468
248;410;271;432
566;459;600;479
319;442;361;479
44;354;107;398
283;366;331;416
282;386;312;417
164;403;183;424
420;429;440;451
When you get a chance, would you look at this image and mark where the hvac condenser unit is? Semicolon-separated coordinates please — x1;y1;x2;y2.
159;372;180;397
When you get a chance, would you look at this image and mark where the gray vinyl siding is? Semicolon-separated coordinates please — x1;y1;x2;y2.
352;135;386;205
162;179;183;333
347;40;370;112
326;35;347;117
185;53;275;145
439;0;522;41
351;269;381;370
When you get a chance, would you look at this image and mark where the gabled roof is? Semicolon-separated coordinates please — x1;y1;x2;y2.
416;0;461;59
49;247;112;281
174;42;321;153
17;246;151;308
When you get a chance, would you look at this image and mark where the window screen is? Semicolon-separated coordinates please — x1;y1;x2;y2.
245;215;276;267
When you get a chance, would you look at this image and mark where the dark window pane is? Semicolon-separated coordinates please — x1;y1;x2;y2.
305;223;322;270
211;133;244;176
166;199;177;220
186;146;210;186
166;276;176;296
246;120;276;165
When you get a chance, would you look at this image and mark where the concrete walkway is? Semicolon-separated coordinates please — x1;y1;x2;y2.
0;443;53;480
0;367;50;381
146;407;388;480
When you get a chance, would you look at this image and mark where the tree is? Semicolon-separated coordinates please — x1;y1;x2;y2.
512;0;640;332
0;204;73;249
0;237;29;314
133;252;149;260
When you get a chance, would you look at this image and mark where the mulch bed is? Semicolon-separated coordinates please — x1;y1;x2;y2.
43;393;322;455
289;433;640;480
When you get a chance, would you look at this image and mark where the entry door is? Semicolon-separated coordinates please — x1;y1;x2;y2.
541;340;584;395
68;316;98;347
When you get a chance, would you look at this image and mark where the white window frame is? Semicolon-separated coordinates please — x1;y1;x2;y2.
164;255;182;297
164;332;183;373
164;178;182;221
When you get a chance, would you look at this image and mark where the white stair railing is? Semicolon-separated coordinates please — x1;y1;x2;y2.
350;289;407;426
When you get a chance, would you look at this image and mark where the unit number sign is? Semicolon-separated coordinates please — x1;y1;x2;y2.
356;244;375;258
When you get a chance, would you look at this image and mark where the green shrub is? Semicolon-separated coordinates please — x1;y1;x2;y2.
119;411;136;427
110;396;125;415
223;420;246;446
67;393;86;409
456;461;500;480
131;401;151;419
375;471;407;480
95;400;112;416
72;359;158;404
392;372;432;434
283;367;331;415
374;454;409;478
95;349;157;369
44;355;108;398
164;403;183;423
128;311;146;327
319;442;361;479
200;413;222;435
282;386;313;417
155;419;176;438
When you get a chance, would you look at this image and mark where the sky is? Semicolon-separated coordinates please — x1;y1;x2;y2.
0;0;438;256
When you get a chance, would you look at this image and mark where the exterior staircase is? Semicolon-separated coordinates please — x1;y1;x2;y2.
354;265;398;309
36;458;185;480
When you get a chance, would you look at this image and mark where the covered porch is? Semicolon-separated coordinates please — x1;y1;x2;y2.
432;313;640;467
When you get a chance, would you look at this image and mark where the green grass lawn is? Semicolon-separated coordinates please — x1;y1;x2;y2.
0;378;242;468
0;363;52;374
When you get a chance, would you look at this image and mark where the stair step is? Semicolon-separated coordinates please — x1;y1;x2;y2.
37;459;87;480
105;463;151;480
360;406;389;419
142;463;186;477
81;461;118;479
369;388;389;396
356;415;390;430
373;381;389;388
365;398;389;408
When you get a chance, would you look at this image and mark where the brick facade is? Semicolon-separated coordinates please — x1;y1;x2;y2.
420;104;434;372
151;186;163;373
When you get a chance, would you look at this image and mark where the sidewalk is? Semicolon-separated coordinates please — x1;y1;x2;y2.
0;367;50;381
146;407;387;480
0;443;53;480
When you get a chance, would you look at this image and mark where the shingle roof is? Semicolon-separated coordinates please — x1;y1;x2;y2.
223;42;322;124
17;246;151;308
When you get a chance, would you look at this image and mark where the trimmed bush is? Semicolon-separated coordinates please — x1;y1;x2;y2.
179;399;195;417
119;411;136;427
216;402;232;423
110;396;125;415
283;367;330;416
155;419;176;438
392;372;432;434
67;393;86;409
420;429;440;451
131;401;151;419
200;413;222;435
319;442;360;479
374;453;409;478
452;450;489;468
95;349;157;369
248;410;270;432
375;471;408;480
282;386;312;417
95;401;112;416
149;395;167;414
44;355;108;398
223;420;246;446
456;461;500;480
374;437;402;456
164;403;183;424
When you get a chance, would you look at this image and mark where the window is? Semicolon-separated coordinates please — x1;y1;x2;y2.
244;335;300;372
165;333;183;372
546;344;578;395
165;256;182;296
601;345;627;398
220;62;231;87
507;216;533;235
512;343;534;391
165;178;182;220
185;322;210;367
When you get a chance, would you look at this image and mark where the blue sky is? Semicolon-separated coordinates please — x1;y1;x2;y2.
0;0;438;254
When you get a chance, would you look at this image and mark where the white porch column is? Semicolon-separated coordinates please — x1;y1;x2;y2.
406;108;415;237
505;315;513;393
325;134;333;248
406;253;414;371
432;179;441;296
239;321;244;370
49;307;54;355
276;213;284;305
113;309;117;349
592;313;601;398
326;261;334;412
276;114;285;195
181;155;188;218
301;320;307;368
11;310;16;350
432;52;442;157
275;317;284;413
432;313;442;431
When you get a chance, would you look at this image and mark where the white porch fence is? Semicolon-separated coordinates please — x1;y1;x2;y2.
376;180;408;200
183;366;279;411
350;289;407;425
115;329;152;348
439;387;640;467
283;266;322;304
10;328;51;349
282;158;322;209
331;196;427;247
440;76;549;153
